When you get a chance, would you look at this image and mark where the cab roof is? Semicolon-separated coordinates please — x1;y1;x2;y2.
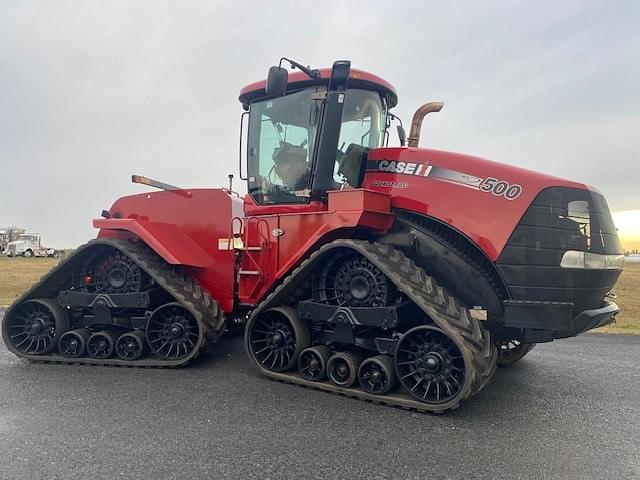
239;68;398;108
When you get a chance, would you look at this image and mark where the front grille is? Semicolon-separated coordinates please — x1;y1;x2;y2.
496;187;622;313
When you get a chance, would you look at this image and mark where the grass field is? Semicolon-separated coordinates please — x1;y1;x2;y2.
0;255;638;333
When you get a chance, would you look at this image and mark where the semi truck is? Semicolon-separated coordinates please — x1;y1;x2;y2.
5;233;60;258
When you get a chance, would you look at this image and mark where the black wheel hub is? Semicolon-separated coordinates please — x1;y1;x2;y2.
328;357;353;385
107;267;127;290
358;358;393;394
89;251;145;294
115;331;147;360
313;252;394;307
249;315;297;372
87;332;114;358
58;330;87;358
5;302;57;354
298;348;325;380
395;326;465;405
146;305;199;360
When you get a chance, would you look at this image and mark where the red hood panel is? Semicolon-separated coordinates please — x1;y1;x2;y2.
363;147;589;260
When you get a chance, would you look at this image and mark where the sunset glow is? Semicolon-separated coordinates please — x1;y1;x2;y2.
612;210;640;252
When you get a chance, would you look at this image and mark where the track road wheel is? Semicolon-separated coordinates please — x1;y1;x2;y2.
87;331;117;358
298;345;331;381
146;303;200;360
358;355;396;395
58;329;90;358
246;307;310;372
3;299;69;355
497;340;535;366
326;351;362;387
395;326;473;407
116;330;147;360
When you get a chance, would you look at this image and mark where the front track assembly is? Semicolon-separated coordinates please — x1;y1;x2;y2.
2;238;225;367
245;240;497;413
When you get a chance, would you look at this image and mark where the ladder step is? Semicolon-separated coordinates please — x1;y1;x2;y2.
239;270;261;276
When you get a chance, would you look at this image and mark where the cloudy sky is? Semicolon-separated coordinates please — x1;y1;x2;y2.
1;1;638;247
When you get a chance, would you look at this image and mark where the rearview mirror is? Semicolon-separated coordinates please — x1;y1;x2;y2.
266;66;288;97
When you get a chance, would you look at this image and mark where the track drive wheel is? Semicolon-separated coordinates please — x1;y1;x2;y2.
358;355;396;395
3;298;69;355
497;340;535;366
246;307;310;372
298;345;331;381
326;351;362;387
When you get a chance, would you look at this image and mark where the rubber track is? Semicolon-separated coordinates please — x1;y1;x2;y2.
497;341;536;366
246;239;497;413
2;238;225;367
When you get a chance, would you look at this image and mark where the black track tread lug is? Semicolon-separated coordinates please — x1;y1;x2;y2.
246;239;497;413
2;238;226;367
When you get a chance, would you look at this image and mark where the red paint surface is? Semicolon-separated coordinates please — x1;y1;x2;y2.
95;189;241;312
239;68;398;106
93;148;594;313
363;147;588;260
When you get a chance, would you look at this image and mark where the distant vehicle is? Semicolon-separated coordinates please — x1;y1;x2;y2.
5;233;59;258
0;227;26;253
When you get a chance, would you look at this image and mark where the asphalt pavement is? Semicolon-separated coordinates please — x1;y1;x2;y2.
0;311;638;479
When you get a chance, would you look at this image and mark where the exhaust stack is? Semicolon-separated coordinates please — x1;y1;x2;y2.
407;102;444;148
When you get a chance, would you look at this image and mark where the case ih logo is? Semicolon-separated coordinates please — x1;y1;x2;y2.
369;160;523;200
375;160;433;176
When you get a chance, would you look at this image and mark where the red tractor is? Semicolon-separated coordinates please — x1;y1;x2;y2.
2;59;624;412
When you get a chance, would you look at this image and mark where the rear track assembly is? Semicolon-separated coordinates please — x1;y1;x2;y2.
2;239;225;367
246;239;497;413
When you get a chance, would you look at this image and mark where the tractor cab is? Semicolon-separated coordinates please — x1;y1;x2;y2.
239;60;397;209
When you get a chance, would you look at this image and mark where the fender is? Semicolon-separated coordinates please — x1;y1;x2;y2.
94;218;213;268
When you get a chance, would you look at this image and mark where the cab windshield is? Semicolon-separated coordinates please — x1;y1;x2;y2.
247;87;387;204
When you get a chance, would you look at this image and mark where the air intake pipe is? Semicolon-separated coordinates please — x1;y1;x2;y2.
406;101;444;148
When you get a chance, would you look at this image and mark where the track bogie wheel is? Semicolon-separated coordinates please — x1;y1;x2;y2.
326;351;362;387
87;331;117;358
497;339;535;366
395;325;468;405
358;355;396;395
116;330;147;360
3;298;69;355
146;303;200;360
247;307;310;372
58;329;90;358
298;345;331;381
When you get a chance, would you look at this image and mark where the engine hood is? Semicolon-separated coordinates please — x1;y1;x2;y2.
363;147;604;260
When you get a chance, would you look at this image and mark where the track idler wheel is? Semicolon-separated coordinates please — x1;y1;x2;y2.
298;345;331;381
3;299;69;355
497;339;535;366
395;326;467;406
326;351;362;387
146;303;200;360
115;330;147;360
246;306;310;372
358;355;396;395
58;329;90;358
87;331;117;358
